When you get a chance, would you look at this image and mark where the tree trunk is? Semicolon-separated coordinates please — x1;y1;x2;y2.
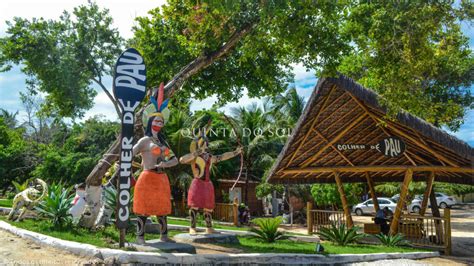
244;168;249;204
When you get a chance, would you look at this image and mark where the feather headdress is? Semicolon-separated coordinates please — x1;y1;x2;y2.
142;82;170;125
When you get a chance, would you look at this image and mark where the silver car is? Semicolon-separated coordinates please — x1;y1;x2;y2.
408;193;457;213
352;198;397;216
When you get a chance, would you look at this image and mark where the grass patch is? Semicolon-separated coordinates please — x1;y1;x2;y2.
0;216;180;249
220;236;424;255
0;198;13;208
167;216;250;232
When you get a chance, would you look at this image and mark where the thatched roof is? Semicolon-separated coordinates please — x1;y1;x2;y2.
267;75;474;185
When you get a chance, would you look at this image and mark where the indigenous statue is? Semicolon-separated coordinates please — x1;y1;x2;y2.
8;178;48;221
180;128;242;234
133;84;177;244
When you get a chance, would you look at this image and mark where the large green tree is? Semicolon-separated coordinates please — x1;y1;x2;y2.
338;1;474;130
0;2;123;118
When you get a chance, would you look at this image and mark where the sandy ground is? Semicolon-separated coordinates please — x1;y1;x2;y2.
350;257;472;266
0;229;94;265
0;207;472;265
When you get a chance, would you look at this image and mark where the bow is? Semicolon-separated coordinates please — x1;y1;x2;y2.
221;114;244;191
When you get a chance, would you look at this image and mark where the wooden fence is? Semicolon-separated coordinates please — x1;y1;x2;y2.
307;208;346;234
306;202;452;255
171;200;238;225
399;209;451;255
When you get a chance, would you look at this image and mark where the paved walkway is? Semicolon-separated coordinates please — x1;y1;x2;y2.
0;229;94;265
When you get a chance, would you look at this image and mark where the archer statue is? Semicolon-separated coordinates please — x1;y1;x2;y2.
180;126;242;234
133;83;178;244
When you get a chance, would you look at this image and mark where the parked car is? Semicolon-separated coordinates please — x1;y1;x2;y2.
391;194;400;203
352;198;397;216
408;193;457;213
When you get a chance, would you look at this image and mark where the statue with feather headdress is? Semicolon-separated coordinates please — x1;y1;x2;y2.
132;83;178;243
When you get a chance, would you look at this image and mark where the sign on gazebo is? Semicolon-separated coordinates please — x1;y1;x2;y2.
336;137;406;157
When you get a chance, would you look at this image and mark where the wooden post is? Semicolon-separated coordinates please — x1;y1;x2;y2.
444;208;452;255
365;172;379;212
420;172;435;216
232;197;239;226
334;172;353;228
389;169;413;235
307;201;313;235
430;186;444;243
119;229;126;248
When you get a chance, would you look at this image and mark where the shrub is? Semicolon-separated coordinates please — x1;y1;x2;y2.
375;233;408;247
250;216;284;243
103;186;134;219
317;223;365;246
12;179;31;193
35;183;74;227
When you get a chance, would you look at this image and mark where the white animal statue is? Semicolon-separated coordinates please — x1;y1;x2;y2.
7;178;48;221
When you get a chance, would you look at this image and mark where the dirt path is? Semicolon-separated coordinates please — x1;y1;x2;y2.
0;229;94;265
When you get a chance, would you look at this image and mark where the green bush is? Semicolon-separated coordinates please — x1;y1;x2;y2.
317;224;365;246
375;233;409;247
250;217;284;243
12;180;31;193
35;183;74;227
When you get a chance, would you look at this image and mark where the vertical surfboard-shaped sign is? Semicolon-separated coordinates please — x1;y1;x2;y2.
113;48;146;229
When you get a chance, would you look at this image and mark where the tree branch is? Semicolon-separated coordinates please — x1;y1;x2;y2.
163;22;257;98
92;77;122;117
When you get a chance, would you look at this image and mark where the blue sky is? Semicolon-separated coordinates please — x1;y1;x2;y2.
0;0;473;146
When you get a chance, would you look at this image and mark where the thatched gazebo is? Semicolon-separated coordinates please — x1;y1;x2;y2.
266;75;473;252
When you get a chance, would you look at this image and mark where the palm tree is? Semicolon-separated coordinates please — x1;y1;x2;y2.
230;103;283;203
268;87;306;127
0;109;18;129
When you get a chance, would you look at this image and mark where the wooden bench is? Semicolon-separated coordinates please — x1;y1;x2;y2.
364;223;381;234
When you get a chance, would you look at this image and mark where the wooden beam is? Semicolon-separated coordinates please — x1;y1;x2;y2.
420;172;435;216
307;201;313;235
390;169;413;235
282;165;474;175
285;85;336;167
365;173;380;212
300;113;368;167
312;128;355;166
334;172;354;228
429;185;444;245
346;93;423;167
385;122;458;167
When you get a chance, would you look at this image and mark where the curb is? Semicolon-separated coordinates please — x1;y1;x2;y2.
0;220;439;264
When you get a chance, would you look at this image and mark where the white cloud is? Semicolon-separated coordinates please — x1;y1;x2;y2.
83;90;120;121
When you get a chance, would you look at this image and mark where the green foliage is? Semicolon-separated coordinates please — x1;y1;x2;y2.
311;184;363;209
256;182;284;198
338;2;474;130
132;1;348;100
11;180;30;193
103;186;134;219
250;217;284;243
375;233;409;247
35;183;74;227
0;2;123;118
436;182;474;203
317;224;365;246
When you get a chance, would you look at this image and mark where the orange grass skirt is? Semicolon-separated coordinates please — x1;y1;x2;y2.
133;170;171;216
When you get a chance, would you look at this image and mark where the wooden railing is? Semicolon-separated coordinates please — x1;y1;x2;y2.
399;209;451;255
307;208;346;234
171;199;238;225
213;203;234;223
